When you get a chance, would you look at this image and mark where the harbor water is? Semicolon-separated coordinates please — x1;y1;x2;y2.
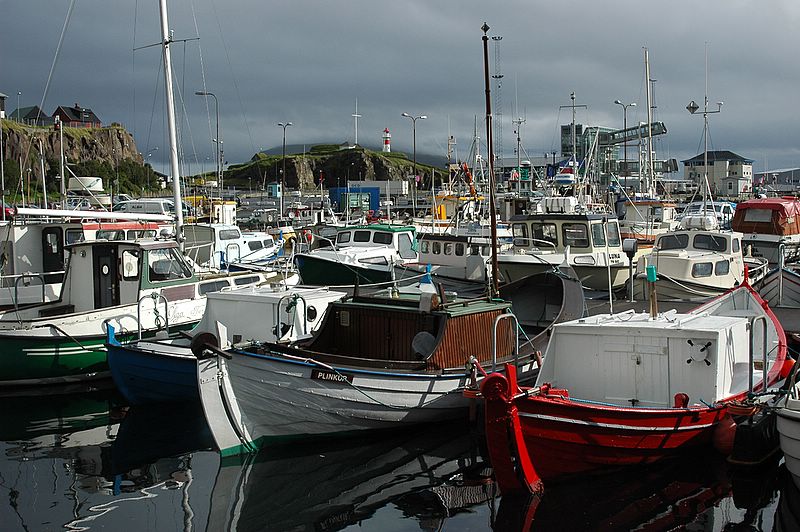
0;383;794;531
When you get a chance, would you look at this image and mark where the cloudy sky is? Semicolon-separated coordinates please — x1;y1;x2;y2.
3;0;800;177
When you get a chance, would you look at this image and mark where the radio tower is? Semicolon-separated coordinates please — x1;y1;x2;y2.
492;35;504;164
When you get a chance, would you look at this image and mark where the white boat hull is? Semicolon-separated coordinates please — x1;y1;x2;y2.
198;352;482;456
778;387;800;490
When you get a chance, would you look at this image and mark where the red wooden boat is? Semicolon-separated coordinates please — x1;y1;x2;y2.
481;281;793;495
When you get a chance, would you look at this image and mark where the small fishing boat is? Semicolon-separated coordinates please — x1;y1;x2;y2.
731;196;800;264
106;284;345;405
197;283;541;457
293;224;418;286
630;223;769;301
496;197;630;291
481;280;790;494
0;239;269;386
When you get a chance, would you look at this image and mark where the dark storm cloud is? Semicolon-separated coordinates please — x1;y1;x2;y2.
3;0;800;175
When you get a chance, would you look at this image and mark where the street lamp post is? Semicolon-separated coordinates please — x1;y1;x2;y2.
16;91;21;122
278;122;293;216
194;91;220;198
613;99;636;190
401;112;426;214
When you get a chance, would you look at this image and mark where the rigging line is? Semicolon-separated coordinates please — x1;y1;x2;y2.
132;0;139;140
37;0;76;122
209;0;257;156
190;0;214;159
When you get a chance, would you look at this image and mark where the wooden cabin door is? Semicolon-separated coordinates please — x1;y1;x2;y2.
41;227;64;272
93;244;119;309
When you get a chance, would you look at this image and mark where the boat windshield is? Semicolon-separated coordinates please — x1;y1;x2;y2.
657;233;689;250
693;233;727;252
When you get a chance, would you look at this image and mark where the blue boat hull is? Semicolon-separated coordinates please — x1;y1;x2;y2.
107;342;198;405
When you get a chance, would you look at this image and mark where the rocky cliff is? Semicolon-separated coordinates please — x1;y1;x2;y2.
1;120;142;178
225;144;445;191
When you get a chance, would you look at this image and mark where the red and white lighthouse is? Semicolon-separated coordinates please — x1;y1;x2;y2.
382;128;391;153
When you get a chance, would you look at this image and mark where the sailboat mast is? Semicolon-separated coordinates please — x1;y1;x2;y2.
482;23;499;297
644;48;654;197
158;0;184;249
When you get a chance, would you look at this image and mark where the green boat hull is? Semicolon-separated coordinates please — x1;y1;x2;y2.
0;322;197;386
295;255;393;286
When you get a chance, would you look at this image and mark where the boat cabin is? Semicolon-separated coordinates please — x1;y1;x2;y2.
647;230;745;283
183;223;279;269
537;310;755;407
283;291;515;372
334;224;417;258
509;212;623;256
0;220;159;291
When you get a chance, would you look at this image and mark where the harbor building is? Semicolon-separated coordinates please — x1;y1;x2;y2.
682;150;753;197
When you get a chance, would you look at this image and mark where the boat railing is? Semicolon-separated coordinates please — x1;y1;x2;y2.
276;293;309;339
492;312;519;372
137;292;170;340
12;273;49;312
748;315;768;394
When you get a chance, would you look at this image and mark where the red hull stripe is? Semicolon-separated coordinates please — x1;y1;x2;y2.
518;412;715;432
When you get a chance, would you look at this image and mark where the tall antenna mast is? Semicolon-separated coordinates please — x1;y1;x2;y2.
492;35;504;165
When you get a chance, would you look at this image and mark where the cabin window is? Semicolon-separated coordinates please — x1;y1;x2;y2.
199;280;231;295
444;243;454;255
218;229;241;240
742;209;773;223
97;230;125;240
65;229;84;245
733;239;740;253
233;275;260;286
147;247;193;282
692;262;713;278
591;223;606;247
657;233;689;250
455;243;465;256
607;222;621;247
512;223;529;247
359;256;388;265
263;239;274;247
562;223;589;248
398;233;416;259
470;245;481;255
693;234;727;252
247;240;263;251
337;232;351;244
531;223;558;247
127;229;156;239
373;232;393;245
715;260;730;276
432;242;442;255
121;249;139;280
420;241;430;254
353;230;371;243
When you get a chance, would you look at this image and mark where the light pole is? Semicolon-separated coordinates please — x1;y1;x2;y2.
16;91;21;122
278;122;293;216
401;112;426;213
613;100;636;190
687;98;722;211
146;147;158;193
194;91;220;198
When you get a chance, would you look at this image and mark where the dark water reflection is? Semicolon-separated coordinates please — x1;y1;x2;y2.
0;384;792;531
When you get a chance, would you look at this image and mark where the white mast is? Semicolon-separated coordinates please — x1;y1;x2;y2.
644;47;655;197
158;0;184;249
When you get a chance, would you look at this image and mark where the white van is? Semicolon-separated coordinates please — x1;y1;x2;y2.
114;199;176;216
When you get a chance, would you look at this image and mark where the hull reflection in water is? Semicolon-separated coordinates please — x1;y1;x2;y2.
494;450;783;531
207;422;492;531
